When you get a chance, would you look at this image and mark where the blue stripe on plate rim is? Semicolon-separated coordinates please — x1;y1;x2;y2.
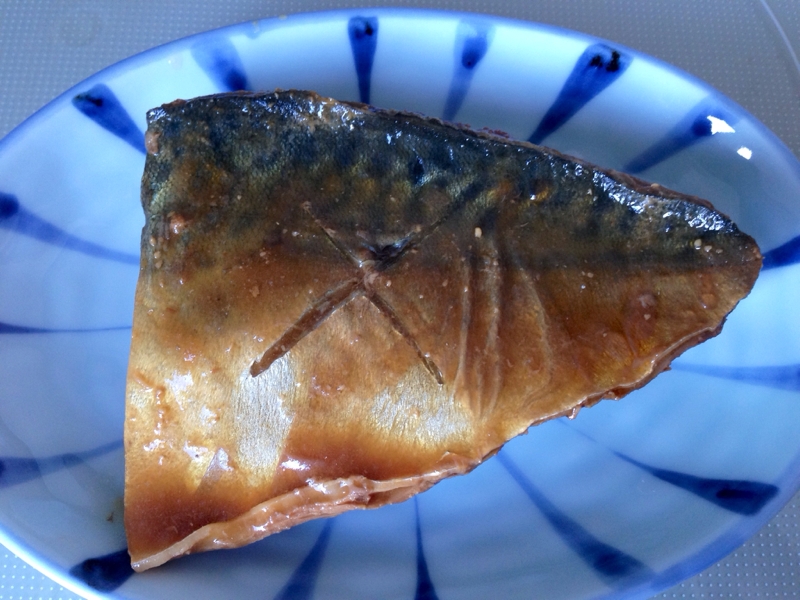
442;19;494;123
589;448;800;600
552;417;800;600
190;35;251;93
0;8;799;600
348;16;379;104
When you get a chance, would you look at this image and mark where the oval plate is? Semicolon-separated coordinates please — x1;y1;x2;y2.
1;9;799;600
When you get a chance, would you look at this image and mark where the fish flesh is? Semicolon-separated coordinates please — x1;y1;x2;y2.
124;90;761;571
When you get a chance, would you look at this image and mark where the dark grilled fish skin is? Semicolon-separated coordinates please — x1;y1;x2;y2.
125;90;761;570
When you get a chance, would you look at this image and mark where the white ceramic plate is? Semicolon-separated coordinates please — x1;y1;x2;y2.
1;8;800;600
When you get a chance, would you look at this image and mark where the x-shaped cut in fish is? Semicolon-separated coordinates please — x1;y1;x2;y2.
249;200;448;384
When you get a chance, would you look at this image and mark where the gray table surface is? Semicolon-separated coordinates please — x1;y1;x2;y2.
1;0;799;598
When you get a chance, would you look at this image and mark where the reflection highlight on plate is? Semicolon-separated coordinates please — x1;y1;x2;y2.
623;99;739;174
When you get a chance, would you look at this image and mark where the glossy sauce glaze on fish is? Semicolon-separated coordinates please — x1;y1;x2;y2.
124;90;761;570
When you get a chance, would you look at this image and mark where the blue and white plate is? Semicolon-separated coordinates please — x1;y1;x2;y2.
1;9;799;600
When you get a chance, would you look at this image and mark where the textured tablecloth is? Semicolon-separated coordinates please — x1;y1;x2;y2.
0;0;798;598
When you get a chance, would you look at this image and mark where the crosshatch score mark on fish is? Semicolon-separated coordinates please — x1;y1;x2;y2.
249;196;457;383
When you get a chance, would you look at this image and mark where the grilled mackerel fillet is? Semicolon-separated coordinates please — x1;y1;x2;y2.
124;90;761;570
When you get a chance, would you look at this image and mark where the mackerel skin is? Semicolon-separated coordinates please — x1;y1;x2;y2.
125;90;761;570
